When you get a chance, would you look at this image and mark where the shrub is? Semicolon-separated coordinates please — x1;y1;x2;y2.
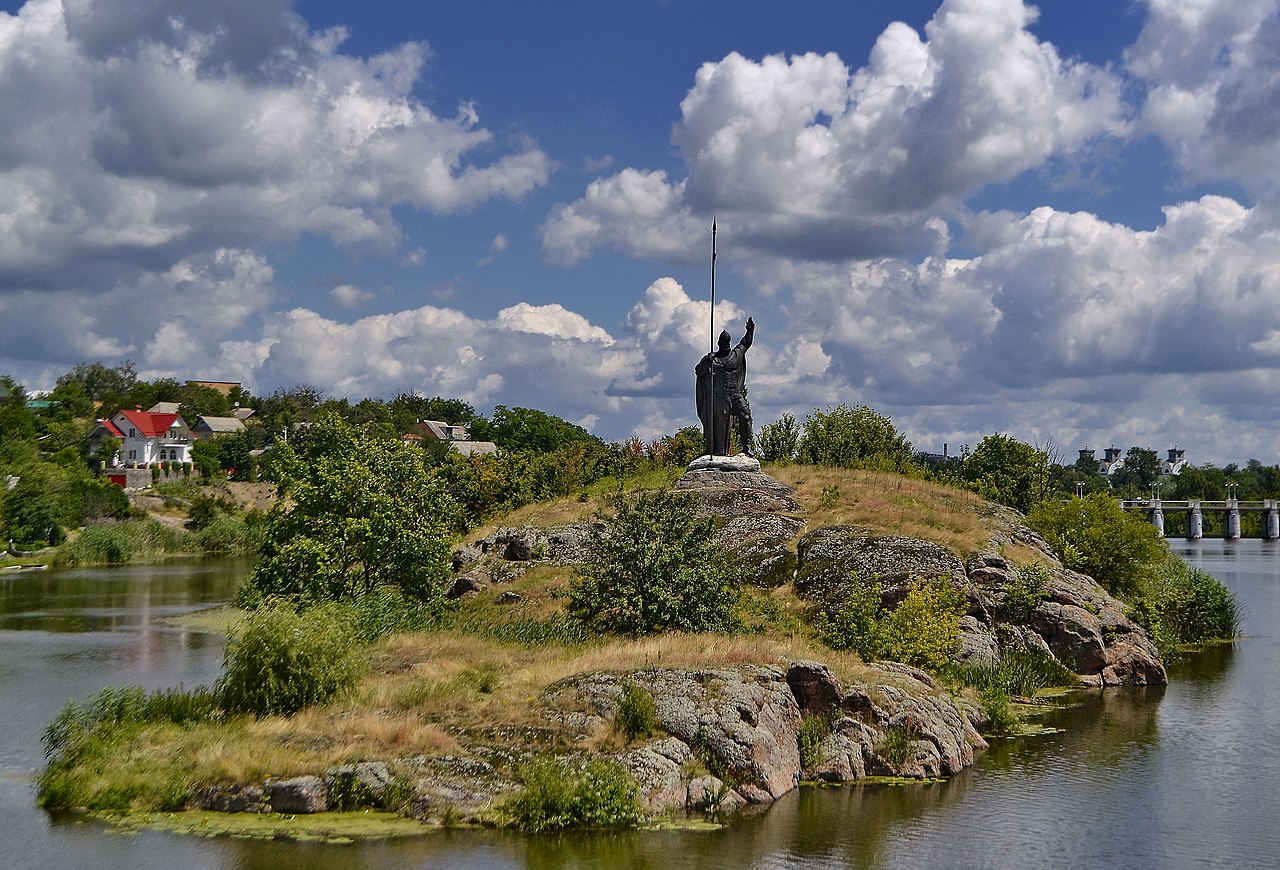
797;710;837;771
819;574;885;661
569;490;740;635
979;684;1019;735
216;604;361;717
960;433;1051;514
757;413;800;464
1004;563;1051;623
820;484;841;510
797;404;916;472
238;412;460;608
614;683;660;743
821;575;965;671
505;758;641;832
1028;493;1167;598
1129;556;1238;654
877;578;966;671
876;721;919;768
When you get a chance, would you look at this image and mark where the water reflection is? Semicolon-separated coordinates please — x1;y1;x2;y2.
5;547;1280;869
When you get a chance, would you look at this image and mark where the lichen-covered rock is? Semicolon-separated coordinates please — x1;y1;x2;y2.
544;666;803;801
619;737;691;812
324;761;394;808
957;615;1001;665
190;783;265;813
795;528;972;610
811;719;875;782
673;470;804;517
403;755;518;822
964;549;1167;686
267;775;328;814
717;513;805;587
786;661;842;715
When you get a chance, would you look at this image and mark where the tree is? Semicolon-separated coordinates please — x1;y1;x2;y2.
483;405;601;453
757;413;800;463
569;490;739;635
961;433;1052;514
237;412;461;607
796;404;915;472
1111;447;1161;496
1028;493;1166;598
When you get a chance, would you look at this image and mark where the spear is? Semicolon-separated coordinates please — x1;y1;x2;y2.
709;218;717;353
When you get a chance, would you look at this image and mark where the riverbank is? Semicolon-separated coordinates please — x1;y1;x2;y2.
37;465;1189;838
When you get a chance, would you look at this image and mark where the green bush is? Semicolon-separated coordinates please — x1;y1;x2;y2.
614;683;660;743
960;433;1051;514
979;684;1019;735
757;413;800;464
797;710;837;771
1004;563;1051;623
216;604;362;717
820;575;965;671
1129;556;1238;653
505;758;641;832
820;575;887;661
796;404;916;472
877;578;966;670
239;412;459;607
1028;493;1167;598
569;490;740;635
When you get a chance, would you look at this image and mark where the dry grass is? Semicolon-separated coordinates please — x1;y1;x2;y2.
465;496;598;544
770;464;990;556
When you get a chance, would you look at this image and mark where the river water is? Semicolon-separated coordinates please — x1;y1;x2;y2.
2;542;1277;869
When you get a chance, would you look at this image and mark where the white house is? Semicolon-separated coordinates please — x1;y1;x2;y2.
100;409;194;466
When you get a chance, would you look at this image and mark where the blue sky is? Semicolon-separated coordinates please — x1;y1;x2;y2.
3;0;1280;465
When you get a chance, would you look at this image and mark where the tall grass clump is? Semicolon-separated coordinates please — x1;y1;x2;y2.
955;647;1076;696
504;758;641;832
38;684;220;810
53;519;190;565
216;603;362;717
1129;556;1239;655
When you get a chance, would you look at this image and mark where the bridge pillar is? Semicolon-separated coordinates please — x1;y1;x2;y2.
1267;506;1280;540
1187;503;1203;539
1149;505;1165;537
1226;508;1241;540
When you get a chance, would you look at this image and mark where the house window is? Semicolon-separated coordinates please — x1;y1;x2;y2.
129;450;137;460
129;428;137;437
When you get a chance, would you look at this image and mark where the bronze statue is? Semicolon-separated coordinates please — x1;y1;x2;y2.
696;317;754;457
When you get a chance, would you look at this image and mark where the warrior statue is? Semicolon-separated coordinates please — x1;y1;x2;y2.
695;317;755;457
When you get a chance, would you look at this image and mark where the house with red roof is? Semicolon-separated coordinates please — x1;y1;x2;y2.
96;408;194;467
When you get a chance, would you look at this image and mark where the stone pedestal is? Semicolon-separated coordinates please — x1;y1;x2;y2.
686;454;761;473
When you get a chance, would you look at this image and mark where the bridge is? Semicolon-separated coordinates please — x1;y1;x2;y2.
1120;499;1280;539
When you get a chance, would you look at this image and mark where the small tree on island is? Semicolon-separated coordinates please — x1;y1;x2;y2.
569;490;739;635
236;411;461;608
796;404;916;472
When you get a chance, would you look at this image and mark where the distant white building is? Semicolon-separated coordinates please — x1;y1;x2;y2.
1162;447;1187;476
97;409;193;466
